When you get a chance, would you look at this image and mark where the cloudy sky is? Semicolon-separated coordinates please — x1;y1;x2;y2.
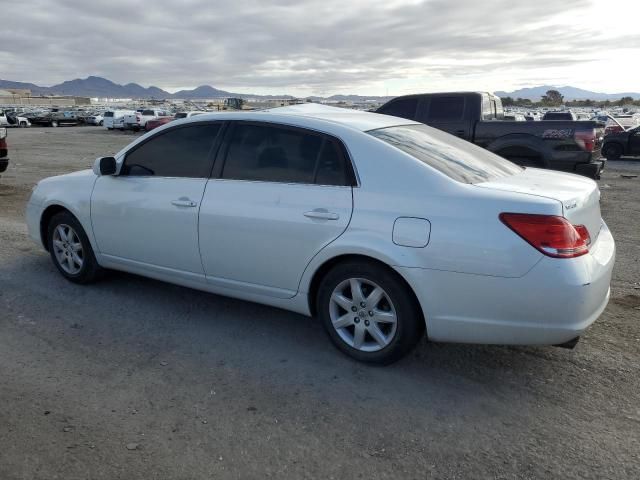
1;0;639;96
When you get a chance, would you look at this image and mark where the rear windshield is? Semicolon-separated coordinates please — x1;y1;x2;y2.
142;110;156;116
368;124;522;184
174;112;188;119
104;112;114;117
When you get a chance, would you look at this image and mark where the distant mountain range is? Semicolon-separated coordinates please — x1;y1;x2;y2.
1;76;638;102
494;85;640;101
0;76;294;100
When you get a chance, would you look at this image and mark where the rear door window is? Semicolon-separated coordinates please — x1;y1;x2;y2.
122;123;221;177
427;96;465;121
221;123;353;186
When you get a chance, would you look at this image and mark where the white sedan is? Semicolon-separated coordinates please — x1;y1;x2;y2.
25;104;615;364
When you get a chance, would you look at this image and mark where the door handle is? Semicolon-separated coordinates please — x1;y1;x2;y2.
304;209;340;221
171;199;197;208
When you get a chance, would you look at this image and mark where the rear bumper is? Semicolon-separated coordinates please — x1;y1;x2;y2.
574;158;605;179
397;221;615;346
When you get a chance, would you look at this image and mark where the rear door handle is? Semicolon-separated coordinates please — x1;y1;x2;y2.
304;209;340;221
171;199;197;208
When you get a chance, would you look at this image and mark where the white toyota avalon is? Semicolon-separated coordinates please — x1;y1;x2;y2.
25;104;615;364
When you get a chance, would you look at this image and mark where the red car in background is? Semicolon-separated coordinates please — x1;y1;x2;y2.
144;116;173;132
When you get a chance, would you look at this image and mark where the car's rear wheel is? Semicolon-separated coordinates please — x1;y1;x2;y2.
317;260;424;364
603;143;623;161
47;212;103;284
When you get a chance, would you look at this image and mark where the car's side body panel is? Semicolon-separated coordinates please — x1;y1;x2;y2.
91;176;208;274
199;179;353;298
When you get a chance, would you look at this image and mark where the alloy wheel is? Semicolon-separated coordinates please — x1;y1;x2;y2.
329;278;398;352
52;224;84;275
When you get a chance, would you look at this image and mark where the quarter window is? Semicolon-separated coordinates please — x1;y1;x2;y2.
122;123;220;177
221;123;352;186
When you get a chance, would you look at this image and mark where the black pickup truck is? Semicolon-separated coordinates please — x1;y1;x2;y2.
0;128;8;174
601;125;640;160
377;92;605;178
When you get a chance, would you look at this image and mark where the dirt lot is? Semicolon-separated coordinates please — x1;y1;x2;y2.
1;127;639;480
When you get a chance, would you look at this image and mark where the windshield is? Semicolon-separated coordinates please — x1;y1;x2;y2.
142;110;156;116
174;112;188;119
104;112;114;117
368;124;522;184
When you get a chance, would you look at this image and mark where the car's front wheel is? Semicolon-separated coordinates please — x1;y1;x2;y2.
47;211;103;284
317;260;424;364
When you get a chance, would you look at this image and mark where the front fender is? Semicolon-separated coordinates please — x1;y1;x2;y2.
29;170;99;252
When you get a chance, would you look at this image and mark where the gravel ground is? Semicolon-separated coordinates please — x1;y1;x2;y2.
1;127;639;480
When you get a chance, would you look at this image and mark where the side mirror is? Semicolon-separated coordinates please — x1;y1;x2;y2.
94;156;117;176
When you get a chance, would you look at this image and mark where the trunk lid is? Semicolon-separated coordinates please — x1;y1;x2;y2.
477;168;602;242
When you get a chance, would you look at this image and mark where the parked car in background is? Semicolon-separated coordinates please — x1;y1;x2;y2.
26;109;79;127
25;105;615;364
103;110;135;130
542;111;577;121
377;92;605;178
504;113;526;121
124;109;168;131
85;113;104;126
0;109;31;127
145;116;173;131
0;128;8;173
601;126;640;160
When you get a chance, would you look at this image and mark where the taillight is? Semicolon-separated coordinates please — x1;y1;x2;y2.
575;128;596;152
499;213;590;258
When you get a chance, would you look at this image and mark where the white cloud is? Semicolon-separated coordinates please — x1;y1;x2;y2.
1;0;638;95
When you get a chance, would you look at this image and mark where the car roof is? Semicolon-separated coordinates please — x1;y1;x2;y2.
180;104;419;133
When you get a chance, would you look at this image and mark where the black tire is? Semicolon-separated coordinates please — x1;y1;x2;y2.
99;120;103;126
19;121;27;128
603;143;623;161
47;211;104;284
317;260;424;364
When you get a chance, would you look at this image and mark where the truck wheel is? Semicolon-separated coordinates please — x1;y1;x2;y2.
99;120;103;126
603;143;622;161
19;121;27;128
